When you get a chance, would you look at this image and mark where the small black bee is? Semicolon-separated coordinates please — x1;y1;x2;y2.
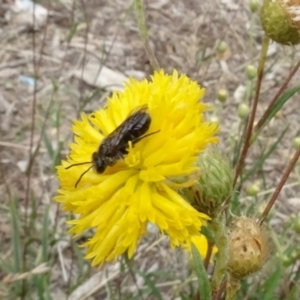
66;105;158;188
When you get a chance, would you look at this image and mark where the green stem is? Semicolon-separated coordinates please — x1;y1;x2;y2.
211;215;229;294
225;276;240;300
134;0;160;71
254;58;300;132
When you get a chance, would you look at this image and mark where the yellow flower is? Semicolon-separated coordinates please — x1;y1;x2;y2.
191;235;217;258
55;70;218;267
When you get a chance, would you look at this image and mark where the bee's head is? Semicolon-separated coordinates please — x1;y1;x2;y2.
92;152;107;173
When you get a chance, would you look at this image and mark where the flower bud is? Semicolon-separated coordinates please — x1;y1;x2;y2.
246;182;260;197
217;89;228;103
282;254;291;266
257;202;274;221
293;137;300;149
238;103;250;119
217;41;228;54
275;111;282;119
227;216;269;279
261;0;300;45
293;218;300;233
183;148;234;216
209;115;219;123
245;65;257;80
250;0;260;13
289;214;300;233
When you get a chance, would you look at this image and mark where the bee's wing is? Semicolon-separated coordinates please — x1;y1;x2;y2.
107;104;150;152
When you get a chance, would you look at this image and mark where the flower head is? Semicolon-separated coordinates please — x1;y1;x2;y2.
55;70;218;267
261;0;300;45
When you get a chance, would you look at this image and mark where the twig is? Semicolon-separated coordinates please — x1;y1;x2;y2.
125;258;146;300
254;58;300;132
134;0;160;71
3;263;50;283
0;59;28;70
194;291;200;300
233;35;270;187
213;280;227;300
199;1;241;80
78;0;90;118
22;2;78;296
204;242;214;270
259;146;300;225
22;3;39;297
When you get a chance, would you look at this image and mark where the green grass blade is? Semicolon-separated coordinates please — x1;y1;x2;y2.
67;23;79;43
191;243;211;300
242;125;289;182
258;85;300;131
134;269;164;300
52;140;64;167
41;205;50;262
42;131;54;159
53;101;62;129
72;241;85;284
9;196;22;272
8;196;23;296
29;193;38;232
260;270;282;300
78;87;103;112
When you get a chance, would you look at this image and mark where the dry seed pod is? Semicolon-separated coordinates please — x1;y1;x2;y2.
228;216;269;279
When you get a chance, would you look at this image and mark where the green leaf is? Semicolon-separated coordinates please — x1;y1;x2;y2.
191;243;211;300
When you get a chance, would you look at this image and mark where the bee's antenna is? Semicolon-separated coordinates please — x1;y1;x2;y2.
65;162;91;170
75;165;94;188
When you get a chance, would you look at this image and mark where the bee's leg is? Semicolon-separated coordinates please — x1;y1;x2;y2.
132;130;160;145
119;149;128;157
